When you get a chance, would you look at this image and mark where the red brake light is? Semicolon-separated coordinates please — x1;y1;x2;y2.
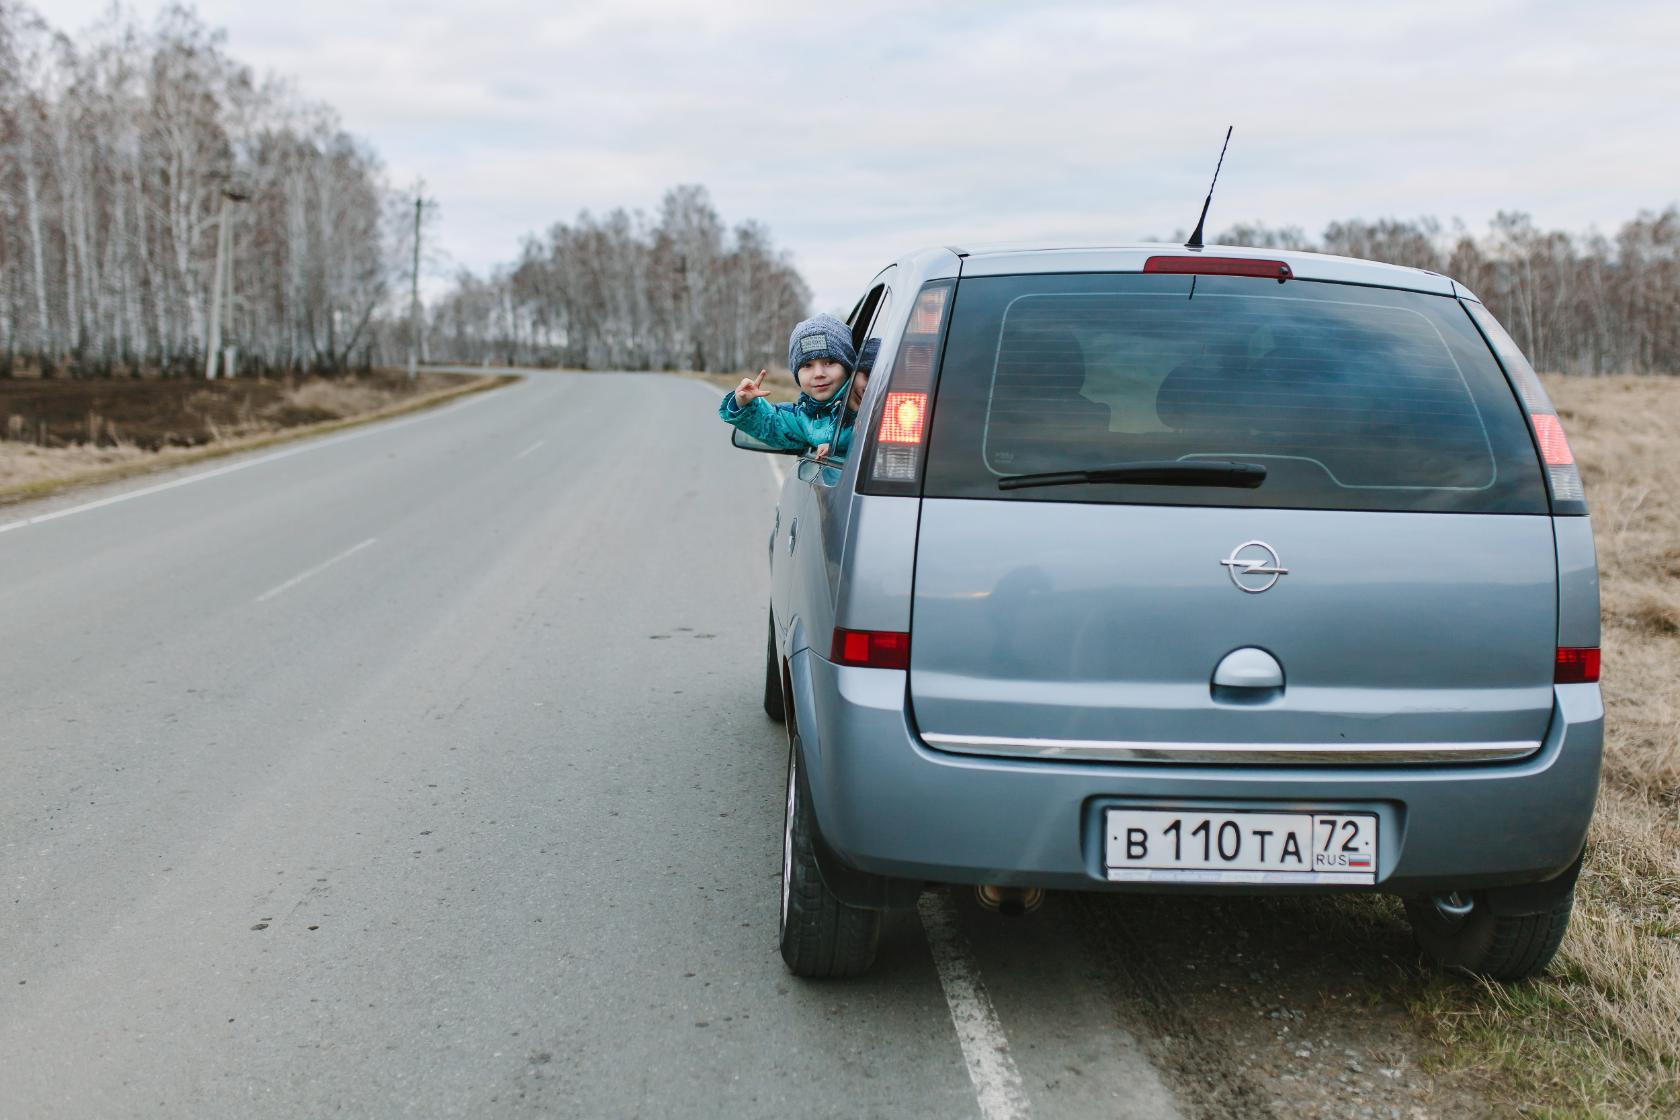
878;392;927;445
1531;414;1574;466
831;628;910;670
1144;255;1293;282
1555;647;1600;684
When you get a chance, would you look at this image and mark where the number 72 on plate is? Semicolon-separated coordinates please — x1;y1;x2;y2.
1104;809;1378;885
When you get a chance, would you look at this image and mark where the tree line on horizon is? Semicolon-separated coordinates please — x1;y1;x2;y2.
0;2;397;377
2;2;1675;381
435;206;1680;377
426;185;811;374
1212;209;1680;375
0;4;811;381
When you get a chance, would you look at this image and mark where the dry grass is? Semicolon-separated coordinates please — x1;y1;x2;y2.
1408;374;1680;1117
1562;376;1680;802
0;440;155;490
274;377;396;421
0;373;516;506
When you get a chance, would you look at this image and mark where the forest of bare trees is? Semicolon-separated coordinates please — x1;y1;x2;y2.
0;2;400;377
3;3;1675;381
425;185;812;373
0;3;810;380
441;206;1680;376
1217;208;1680;375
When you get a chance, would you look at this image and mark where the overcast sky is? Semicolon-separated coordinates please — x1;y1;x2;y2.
51;0;1680;312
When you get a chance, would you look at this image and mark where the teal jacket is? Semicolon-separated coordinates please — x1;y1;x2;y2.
718;384;858;456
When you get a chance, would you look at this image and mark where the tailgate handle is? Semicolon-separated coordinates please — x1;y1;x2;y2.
1212;648;1284;691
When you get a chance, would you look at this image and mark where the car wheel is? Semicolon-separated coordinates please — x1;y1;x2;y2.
763;610;786;722
1404;888;1574;981
778;735;879;977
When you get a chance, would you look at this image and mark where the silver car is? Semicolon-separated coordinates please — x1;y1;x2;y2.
736;243;1600;980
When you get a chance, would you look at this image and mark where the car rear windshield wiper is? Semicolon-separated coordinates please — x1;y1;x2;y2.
997;459;1267;491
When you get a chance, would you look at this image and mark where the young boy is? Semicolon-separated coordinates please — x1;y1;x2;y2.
719;313;857;452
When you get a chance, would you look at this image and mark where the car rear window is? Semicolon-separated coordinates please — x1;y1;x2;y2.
921;272;1549;514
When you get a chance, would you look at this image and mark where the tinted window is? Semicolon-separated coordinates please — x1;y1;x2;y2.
923;273;1548;514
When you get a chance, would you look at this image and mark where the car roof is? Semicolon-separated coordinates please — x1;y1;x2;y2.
932;241;1462;298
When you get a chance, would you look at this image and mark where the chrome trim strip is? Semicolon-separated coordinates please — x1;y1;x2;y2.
921;733;1541;765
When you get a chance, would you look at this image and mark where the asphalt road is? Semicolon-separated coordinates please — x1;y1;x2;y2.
0;371;1182;1119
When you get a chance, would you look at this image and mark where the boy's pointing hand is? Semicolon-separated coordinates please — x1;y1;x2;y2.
733;369;769;408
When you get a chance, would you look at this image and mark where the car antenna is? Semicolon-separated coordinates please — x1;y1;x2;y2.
1184;125;1233;251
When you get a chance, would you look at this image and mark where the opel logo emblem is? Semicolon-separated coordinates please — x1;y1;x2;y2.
1221;540;1288;593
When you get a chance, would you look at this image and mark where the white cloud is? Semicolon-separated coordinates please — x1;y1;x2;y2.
48;0;1680;311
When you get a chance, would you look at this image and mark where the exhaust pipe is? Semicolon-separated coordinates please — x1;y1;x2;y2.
1432;891;1476;921
974;884;1045;917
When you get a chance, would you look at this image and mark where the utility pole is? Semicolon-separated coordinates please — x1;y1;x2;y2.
224;198;238;379
408;181;426;380
203;182;249;379
205;195;230;379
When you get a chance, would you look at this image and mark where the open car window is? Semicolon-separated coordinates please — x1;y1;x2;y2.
825;283;893;467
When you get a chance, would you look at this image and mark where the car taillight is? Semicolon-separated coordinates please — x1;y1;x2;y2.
863;280;954;493
1144;255;1292;282
1526;408;1583;505
831;628;911;670
1530;414;1574;465
878;392;926;444
1462;301;1587;515
1555;647;1600;684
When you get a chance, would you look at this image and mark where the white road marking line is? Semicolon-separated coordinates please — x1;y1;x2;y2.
918;892;1032;1120
0;388;504;537
254;538;378;603
515;439;545;460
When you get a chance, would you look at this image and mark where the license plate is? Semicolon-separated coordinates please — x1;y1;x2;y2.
1104;809;1378;885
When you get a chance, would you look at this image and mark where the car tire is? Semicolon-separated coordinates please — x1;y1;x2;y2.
763;611;786;722
778;735;879;978
1404;888;1574;981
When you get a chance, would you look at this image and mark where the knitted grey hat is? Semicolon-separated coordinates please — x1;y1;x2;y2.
787;313;856;375
856;337;881;374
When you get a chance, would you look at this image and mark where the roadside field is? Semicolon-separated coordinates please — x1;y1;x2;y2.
1407;375;1679;1117
0;369;515;504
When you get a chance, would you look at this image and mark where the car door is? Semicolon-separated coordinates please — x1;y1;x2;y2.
794;271;896;649
772;272;895;659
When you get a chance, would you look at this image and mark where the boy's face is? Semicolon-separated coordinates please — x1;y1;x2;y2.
796;358;847;401
846;369;869;410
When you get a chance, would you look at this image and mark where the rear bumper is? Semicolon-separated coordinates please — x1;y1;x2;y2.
792;651;1602;895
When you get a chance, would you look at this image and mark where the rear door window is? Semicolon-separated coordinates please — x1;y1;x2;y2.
827;278;892;466
923;273;1548;514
